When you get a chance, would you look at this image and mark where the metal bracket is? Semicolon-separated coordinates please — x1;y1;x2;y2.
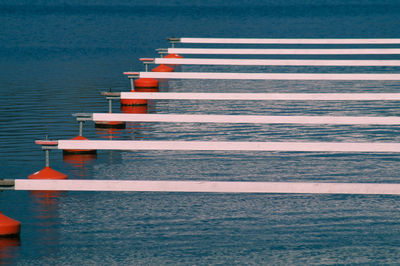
0;179;15;190
35;140;58;150
167;37;180;48
139;58;155;72
156;48;168;56
101;91;121;97
72;113;93;122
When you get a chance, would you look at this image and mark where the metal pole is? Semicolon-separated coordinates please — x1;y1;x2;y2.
130;77;135;91
79;121;83;136
108;98;112;113
45;149;50;167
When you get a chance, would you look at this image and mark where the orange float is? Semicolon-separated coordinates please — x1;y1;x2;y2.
62;135;97;155
120;78;159;106
135;78;159;88
28;166;68;179
151;64;174;72
0;212;21;237
164;53;183;59
94;121;126;129
163;53;183;68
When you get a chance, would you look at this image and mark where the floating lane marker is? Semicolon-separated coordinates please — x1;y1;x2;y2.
56;140;400;153
167;48;400;55
92;113;400;125
127;72;400;80
176;38;400;44
154;58;400;66
120;92;400;101
7;180;400;195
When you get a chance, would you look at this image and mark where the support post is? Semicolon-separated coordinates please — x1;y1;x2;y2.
79;121;84;137
130;77;134;91
45;149;50;167
108;98;112;113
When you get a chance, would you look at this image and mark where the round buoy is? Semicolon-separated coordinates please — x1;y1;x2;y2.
151;64;174;72
121;104;148;114
164;53;183;59
135;78;159;88
0;212;21;237
164;53;183;68
94;121;126;129
28;166;68;179
120;78;159;106
62;136;97;155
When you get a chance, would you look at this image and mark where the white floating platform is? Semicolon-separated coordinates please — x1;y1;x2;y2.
127;72;400;80
92;113;400;125
56;140;400;153
12;179;400;195
154;58;400;66
120;92;400;101
167;48;400;55
176;38;400;45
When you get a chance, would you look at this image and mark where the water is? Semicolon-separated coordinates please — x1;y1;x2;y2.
1;1;400;264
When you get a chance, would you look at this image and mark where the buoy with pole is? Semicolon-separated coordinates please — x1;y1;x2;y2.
62;117;97;155
93;89;126;129
28;138;67;179
121;60;159;106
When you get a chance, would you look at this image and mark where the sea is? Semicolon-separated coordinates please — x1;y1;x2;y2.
1;0;400;265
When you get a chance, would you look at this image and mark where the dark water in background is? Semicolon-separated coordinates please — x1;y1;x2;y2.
1;1;400;264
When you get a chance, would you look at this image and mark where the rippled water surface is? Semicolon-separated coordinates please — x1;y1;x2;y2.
1;1;400;265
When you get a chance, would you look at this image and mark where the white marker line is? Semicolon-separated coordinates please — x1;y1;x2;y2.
168;48;400;55
92;113;400;125
132;72;400;80
178;38;400;44
120;92;400;101
57;140;400;153
154;58;400;66
13;180;400;195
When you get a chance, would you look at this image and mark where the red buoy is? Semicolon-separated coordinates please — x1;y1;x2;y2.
135;78;159;88
121;104;148;114
151;64;174;72
164;53;183;59
0;212;21;237
120;78;159;106
28;166;68;179
94;121;126;129
62;136;97;155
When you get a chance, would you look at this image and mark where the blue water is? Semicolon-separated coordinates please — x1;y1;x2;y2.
1;1;400;264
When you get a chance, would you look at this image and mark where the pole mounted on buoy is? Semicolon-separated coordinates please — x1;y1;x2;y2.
139;58;174;72
167;37;180;48
89;89;126;129
28;138;67;179
165;38;184;59
122;64;159;106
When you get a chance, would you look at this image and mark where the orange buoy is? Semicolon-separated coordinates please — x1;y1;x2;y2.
164;53;183;59
0;212;21;237
94;121;126;129
28;166;68;179
151;64;174;72
121;104;148;114
62;136;97;155
120;78;159;106
164;53;183;68
135;78;159;88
